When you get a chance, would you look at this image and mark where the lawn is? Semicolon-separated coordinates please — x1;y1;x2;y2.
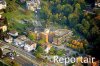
3;6;35;33
3;8;34;21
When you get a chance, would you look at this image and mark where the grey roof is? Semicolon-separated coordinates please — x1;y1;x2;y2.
0;0;6;5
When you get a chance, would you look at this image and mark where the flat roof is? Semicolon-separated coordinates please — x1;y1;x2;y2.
55;29;72;37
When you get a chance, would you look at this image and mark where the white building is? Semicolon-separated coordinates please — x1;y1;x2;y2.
0;25;7;32
24;40;37;52
26;0;40;11
44;28;50;34
0;0;6;10
8;30;18;37
17;35;28;41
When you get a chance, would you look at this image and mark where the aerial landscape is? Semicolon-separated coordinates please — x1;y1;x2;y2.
0;0;100;66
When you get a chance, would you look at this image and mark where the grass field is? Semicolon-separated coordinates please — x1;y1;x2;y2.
3;6;35;33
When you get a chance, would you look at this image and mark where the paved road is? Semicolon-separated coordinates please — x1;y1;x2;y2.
2;45;37;66
6;44;39;66
14;56;35;66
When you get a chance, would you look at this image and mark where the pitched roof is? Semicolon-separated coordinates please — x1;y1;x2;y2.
9;30;18;34
25;40;35;45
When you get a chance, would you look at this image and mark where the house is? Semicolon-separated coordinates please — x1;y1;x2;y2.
40;32;48;43
2;25;7;32
44;28;50;34
17;35;28;41
52;29;73;45
13;35;28;47
0;25;7;32
0;18;7;32
14;38;25;47
24;40;37;52
8;30;18;37
0;0;6;10
26;0;40;11
4;35;13;43
39;29;50;43
44;44;52;53
0;18;7;39
48;32;55;43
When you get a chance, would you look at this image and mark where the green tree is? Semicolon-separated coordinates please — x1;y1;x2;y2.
74;3;81;15
5;0;17;12
34;46;44;58
40;4;52;20
49;47;56;55
62;4;73;16
57;4;63;13
91;26;99;35
28;32;36;41
82;19;90;30
38;39;46;45
60;15;67;25
37;46;44;53
34;51;42;59
75;24;84;33
56;49;65;56
68;13;79;27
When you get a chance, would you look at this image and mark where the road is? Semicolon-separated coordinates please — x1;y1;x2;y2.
6;44;39;66
14;56;35;66
2;44;37;66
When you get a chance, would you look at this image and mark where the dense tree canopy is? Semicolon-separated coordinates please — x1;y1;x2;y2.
40;0;100;60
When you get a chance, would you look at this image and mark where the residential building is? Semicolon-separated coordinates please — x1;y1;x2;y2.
52;29;73;45
13;35;28;47
17;35;28;41
48;32;55;43
0;0;6;10
44;28;50;34
26;0;40;11
0;18;7;32
24;40;37;52
14;38;25;47
0;25;7;32
40;32;48;43
0;17;7;39
39;29;50;43
4;35;13;43
8;30;18;37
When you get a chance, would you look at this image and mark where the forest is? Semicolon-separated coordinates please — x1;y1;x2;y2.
39;0;100;60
